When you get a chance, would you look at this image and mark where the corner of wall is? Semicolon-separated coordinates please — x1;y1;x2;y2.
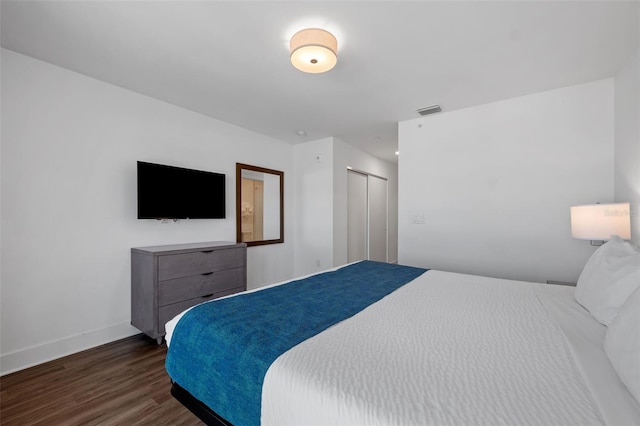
614;48;640;247
1;323;139;376
292;138;335;276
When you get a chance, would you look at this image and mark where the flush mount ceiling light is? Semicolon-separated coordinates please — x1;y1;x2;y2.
290;28;338;73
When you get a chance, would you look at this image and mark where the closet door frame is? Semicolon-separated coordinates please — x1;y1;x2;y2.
347;168;388;263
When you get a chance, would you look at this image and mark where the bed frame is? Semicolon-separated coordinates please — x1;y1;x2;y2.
170;381;233;426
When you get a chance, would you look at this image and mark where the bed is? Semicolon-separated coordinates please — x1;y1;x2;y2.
165;249;640;425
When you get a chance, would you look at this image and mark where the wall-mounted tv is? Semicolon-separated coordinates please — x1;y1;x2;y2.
137;161;226;219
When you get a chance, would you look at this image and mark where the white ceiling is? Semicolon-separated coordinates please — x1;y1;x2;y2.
2;1;638;163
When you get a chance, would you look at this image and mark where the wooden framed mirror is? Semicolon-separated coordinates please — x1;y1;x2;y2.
236;163;284;246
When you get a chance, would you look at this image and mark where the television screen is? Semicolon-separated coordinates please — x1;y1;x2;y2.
137;161;226;219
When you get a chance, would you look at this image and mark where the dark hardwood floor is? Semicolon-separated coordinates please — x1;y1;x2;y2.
0;334;202;425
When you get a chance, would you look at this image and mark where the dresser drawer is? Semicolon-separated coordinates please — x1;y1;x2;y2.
158;296;214;331
157;286;245;331
158;267;245;306
132;241;246;343
157;247;245;281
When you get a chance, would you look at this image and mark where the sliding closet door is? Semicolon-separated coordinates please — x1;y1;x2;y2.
347;170;367;262
347;170;368;263
347;169;388;263
368;175;388;262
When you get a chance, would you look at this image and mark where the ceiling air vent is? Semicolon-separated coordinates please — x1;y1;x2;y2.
417;105;442;116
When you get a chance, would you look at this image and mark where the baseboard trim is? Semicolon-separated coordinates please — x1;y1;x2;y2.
1;322;140;376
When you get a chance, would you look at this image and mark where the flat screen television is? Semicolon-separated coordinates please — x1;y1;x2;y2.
137;161;226;219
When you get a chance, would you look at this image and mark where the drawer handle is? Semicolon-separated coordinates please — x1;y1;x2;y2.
201;272;214;276
201;293;214;298
201;250;214;253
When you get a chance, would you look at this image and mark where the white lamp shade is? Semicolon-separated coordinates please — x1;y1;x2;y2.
570;202;631;240
290;28;338;73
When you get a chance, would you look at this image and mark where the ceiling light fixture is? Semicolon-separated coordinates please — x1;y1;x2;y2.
290;28;338;73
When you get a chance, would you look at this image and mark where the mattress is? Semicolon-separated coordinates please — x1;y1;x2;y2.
165;266;640;425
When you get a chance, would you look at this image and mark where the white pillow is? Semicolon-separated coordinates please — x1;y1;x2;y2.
604;287;640;404
574;235;640;325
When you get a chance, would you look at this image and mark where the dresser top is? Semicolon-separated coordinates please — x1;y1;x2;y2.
132;241;245;255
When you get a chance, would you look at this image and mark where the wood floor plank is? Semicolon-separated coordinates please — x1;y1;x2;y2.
0;334;203;425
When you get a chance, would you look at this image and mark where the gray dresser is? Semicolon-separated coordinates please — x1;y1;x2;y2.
131;241;247;343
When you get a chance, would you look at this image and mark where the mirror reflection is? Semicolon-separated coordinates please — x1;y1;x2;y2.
236;163;284;246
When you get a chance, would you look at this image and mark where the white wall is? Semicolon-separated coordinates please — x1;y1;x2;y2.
0;49;294;374
333;138;398;265
398;79;614;284
292;137;399;277
614;48;640;247
292;138;334;276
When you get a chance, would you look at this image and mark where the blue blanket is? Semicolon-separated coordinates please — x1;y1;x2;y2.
165;260;427;426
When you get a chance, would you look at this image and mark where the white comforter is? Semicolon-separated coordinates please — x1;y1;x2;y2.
261;270;639;425
167;268;640;425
